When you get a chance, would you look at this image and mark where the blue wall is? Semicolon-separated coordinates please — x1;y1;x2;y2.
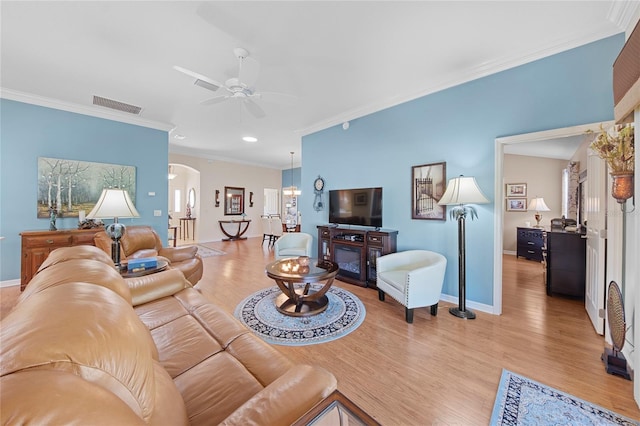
0;99;169;281
300;34;624;308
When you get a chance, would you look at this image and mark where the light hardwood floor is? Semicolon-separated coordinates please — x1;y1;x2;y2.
2;238;639;424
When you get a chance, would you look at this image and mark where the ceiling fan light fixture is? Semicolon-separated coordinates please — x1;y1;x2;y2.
242;136;258;142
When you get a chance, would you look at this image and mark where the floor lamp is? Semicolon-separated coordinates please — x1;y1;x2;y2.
86;188;140;269
438;175;489;319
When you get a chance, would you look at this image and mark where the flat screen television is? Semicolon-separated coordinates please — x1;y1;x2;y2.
329;187;382;228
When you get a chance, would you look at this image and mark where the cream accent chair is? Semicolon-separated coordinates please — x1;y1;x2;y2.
377;250;447;323
274;232;313;259
270;216;284;246
260;216;273;246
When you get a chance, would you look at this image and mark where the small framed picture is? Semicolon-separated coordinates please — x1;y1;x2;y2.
506;183;527;197
506;198;527;212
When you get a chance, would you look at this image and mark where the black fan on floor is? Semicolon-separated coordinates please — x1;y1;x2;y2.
602;281;631;380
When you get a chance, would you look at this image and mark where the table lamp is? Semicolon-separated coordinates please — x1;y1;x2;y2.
438;175;489;320
86;188;140;269
528;197;550;228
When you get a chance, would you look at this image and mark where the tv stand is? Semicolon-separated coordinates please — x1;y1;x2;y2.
317;225;397;288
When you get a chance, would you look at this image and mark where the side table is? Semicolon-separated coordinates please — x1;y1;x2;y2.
218;219;251;241
120;259;169;278
179;217;196;240
293;390;379;425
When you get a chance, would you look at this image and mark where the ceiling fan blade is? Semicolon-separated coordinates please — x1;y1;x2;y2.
243;98;266;118
201;95;230;105
173;65;223;91
238;57;260;88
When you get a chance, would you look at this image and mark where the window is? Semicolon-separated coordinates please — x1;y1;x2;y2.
174;189;181;213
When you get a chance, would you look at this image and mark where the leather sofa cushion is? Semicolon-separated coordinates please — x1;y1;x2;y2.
126;268;190;307
37;244;114;272
135;288;309;425
121;226;161;256
1;370;146;425
1;283;161;422
20;258;132;305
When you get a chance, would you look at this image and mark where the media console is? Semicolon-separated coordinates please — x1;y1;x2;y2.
317;225;398;288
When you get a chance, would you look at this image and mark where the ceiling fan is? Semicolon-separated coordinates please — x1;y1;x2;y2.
174;47;275;119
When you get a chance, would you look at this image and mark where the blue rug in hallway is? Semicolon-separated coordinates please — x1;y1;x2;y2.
234;284;365;346
491;369;639;426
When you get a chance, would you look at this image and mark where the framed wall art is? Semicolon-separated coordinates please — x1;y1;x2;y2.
506;198;528;212
37;157;136;218
412;161;446;220
506;183;527;197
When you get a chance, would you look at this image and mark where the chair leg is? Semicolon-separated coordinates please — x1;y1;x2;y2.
378;290;385;301
405;308;414;323
430;303;438;316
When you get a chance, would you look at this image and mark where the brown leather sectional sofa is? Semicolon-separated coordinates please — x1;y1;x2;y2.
0;245;336;425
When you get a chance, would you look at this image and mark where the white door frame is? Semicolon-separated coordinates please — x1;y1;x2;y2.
493;121;613;315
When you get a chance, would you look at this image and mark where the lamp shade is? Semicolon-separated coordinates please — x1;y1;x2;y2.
438;176;489;205
86;189;140;219
528;197;550;211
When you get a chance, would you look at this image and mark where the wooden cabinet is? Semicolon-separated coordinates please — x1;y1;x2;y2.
546;230;586;298
516;227;545;262
20;228;103;290
317;226;397;288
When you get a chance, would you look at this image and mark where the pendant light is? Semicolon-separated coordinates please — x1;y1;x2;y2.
283;151;301;196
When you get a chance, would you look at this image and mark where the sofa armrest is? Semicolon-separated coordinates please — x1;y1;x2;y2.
125;269;191;306
158;245;199;263
219;365;337;426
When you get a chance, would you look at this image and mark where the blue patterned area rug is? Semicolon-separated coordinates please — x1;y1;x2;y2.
491;369;639;426
195;244;226;257
234;285;366;346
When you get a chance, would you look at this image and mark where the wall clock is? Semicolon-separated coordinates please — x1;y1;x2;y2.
313;176;325;211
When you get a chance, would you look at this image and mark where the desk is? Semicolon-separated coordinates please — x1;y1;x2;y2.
265;258;338;317
218;219;251;241
179;217;196;240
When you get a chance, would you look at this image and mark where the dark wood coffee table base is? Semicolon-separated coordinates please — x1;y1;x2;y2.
265;259;339;317
275;289;329;316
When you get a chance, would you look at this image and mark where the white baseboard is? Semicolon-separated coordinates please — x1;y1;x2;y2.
440;294;497;315
1;279;20;288
503;250;517;256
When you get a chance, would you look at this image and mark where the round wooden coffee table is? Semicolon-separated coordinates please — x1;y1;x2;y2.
265;258;339;317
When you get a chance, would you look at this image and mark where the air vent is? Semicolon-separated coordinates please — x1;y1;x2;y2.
193;79;220;92
93;95;142;115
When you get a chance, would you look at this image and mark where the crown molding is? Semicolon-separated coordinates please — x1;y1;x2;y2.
299;24;623;138
608;0;640;34
0;88;175;132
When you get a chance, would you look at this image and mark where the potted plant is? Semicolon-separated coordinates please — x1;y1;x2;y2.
589;124;635;203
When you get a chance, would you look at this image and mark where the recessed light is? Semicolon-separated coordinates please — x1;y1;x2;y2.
173;134;186;140
242;136;258;142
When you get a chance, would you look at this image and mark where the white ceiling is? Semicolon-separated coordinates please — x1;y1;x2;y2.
1;1;636;169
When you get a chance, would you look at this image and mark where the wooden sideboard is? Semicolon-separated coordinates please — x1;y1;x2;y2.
20;228;103;290
317;225;397;288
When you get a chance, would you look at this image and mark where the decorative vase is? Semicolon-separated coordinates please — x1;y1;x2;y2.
611;172;634;204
